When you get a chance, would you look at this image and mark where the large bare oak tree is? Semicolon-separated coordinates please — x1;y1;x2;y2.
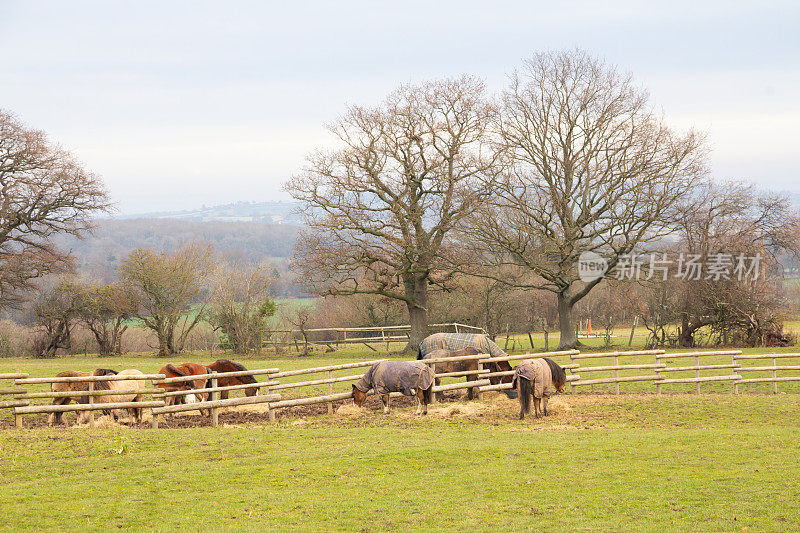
0;110;108;308
465;50;708;349
287;76;499;351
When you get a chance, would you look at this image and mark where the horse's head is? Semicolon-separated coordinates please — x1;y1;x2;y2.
352;384;368;407
240;374;259;396
546;358;567;393
485;360;518;399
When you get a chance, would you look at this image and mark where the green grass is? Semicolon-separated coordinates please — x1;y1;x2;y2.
3;349;800;531
2;392;799;531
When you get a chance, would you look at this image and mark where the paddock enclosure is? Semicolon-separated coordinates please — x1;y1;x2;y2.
3;347;800;430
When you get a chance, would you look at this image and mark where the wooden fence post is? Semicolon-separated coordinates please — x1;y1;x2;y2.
772;357;778;394
614;354;620;395
327;371;334;414
430;362;437;404
476;362;483;400
656;354;662;395
210;373;219;427
267;376;276;422
88;381;95;427
695;355;701;394
732;355;738;394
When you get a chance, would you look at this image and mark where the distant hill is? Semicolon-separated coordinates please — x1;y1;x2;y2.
116;201;304;225
54;218;304;295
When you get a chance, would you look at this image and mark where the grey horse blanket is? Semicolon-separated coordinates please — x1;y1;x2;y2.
355;361;434;396
418;333;505;359
511;359;553;398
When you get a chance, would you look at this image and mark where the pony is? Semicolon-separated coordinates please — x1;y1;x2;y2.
512;357;567;419
77;369;146;424
157;363;213;415
48;369;118;426
417;333;518;399
422;347;485;401
352;360;434;415
205;359;259;399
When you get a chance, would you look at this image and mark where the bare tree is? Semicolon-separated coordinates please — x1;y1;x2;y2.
287;76;499;351
0;110;109;308
464;50;707;348
31;279;84;357
669;182;799;347
207;263;276;355
74;281;137;356
119;244;214;356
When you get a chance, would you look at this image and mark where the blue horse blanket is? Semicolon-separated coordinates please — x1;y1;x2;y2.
355;361;434;396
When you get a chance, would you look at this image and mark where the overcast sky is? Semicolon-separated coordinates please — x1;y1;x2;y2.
1;1;798;214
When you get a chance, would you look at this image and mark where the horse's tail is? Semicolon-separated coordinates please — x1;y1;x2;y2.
518;375;531;415
422;385;433;405
417;346;424;360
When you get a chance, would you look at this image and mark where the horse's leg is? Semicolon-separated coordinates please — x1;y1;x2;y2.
49;396;70;426
415;390;423;415
435;377;443;402
533;397;541;418
381;394;390;414
542;396;549;417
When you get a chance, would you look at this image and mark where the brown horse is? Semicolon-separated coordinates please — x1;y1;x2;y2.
422;347;484;401
205;359;259;399
157;363;212;415
512;358;567;419
77;369;146;424
417;333;517;399
48;368;118;426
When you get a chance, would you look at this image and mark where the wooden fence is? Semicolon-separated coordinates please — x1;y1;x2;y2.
5;349;800;429
13;373;165;429
151;368;281;427
0;373;29;428
266;323;485;352
733;353;800;393
569;350;666;394
655;350;742;393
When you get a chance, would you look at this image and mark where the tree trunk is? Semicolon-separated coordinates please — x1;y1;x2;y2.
404;276;429;354
557;292;579;350
678;314;695;347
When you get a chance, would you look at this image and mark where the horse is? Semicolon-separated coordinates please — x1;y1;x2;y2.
205;359;259;399
511;357;567;419
157;363;213;416
417;333;518;399
48;368;118;426
422;347;485;401
77;369;146;424
352;360;434;415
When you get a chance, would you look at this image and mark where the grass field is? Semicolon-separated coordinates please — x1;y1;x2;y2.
2;349;800;531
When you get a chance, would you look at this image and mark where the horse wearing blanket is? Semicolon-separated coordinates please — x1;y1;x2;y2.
511;358;566;419
417;333;518;399
352;360;434;415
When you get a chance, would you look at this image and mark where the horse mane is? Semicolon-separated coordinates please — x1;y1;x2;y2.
214;359;247;372
544;358;567;387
